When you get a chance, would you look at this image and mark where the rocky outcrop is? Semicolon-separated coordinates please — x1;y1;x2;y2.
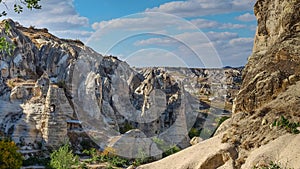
108;129;162;159
138;135;238;169
139;0;300;168
0;19;242;157
241;133;300;169
223;0;300;166
234;0;300;114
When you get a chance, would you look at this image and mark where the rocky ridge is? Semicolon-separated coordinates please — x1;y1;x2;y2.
0;19;242;159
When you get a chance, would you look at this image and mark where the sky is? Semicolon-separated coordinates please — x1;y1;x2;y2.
0;0;257;68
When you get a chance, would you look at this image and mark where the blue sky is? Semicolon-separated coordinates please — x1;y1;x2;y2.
0;0;257;67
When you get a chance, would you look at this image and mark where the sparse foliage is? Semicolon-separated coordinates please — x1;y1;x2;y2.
0;139;23;169
152;137;180;157
272;116;300;134
188;127;201;138
0;0;42;17
0;21;16;56
0;0;42;55
50;144;79;169
253;161;294;169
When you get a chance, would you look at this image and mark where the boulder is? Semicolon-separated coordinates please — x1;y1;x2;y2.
138;135;237;169
108;129;162;159
242;134;300;169
189;137;203;145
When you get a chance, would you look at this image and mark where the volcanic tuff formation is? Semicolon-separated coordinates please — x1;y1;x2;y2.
0;19;242;158
139;0;300;168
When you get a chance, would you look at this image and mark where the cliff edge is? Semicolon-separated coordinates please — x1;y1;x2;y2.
139;0;300;168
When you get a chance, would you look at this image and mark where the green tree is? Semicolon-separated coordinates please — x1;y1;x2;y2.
0;0;42;17
50;144;79;169
0;140;23;169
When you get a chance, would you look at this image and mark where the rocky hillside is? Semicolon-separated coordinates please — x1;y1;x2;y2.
139;0;300;168
0;19;242;159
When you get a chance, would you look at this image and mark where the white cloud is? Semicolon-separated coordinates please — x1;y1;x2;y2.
132;31;253;67
125;49;188;67
0;0;90;40
179;19;246;30
91;12;188;32
134;38;177;46
229;37;253;46
52;30;93;41
206;31;238;41
146;0;256;17
235;12;256;22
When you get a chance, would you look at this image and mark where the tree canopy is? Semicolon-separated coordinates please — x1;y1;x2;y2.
0;140;23;169
0;0;42;17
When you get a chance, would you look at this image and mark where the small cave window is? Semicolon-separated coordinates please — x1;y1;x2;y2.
50;104;56;113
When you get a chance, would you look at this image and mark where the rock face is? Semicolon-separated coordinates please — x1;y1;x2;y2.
0;19;241;158
138;135;238;169
224;0;300;166
139;0;300;168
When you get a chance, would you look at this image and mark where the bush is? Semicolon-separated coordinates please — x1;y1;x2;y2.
188;127;201;138
50;144;79;169
23;157;50;166
272;116;300;134
82;148;101;164
119;122;135;134
0;140;23;169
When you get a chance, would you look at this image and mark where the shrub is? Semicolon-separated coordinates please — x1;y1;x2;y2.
110;156;128;167
23;157;50;166
82;148;100;164
50;144;79;169
272;116;300;134
188;127;201;138
0;139;23;169
119;122;135;134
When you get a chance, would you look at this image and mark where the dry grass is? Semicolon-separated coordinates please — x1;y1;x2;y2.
6;78;25;88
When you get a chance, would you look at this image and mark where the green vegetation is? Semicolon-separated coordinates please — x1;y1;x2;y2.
82;147;130;168
119;122;135;134
253;161;293;169
0;21;16;56
152;137;180;157
23;157;50;166
132;148;148;167
55;80;67;89
0;139;23;169
50;144;79;169
0;0;42;17
210;116;230;137
0;0;43;56
188;127;201;138
216;116;230;126
272;116;300;134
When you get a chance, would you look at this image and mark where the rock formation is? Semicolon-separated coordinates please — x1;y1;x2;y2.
0;19;242;158
138;0;300;168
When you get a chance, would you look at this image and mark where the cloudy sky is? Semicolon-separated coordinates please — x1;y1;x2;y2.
0;0;257;68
